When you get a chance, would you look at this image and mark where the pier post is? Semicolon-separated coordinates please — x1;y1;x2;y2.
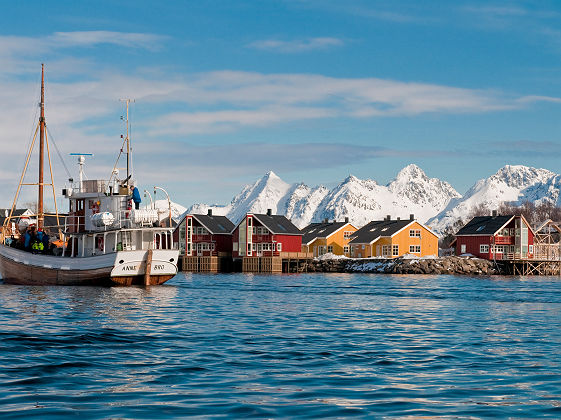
144;249;153;286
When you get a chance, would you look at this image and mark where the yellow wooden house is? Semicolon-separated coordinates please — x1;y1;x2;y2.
301;219;358;257
349;216;438;258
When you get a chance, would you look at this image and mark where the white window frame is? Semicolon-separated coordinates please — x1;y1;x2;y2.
460;244;466;254
382;245;390;257
480;244;489;253
277;242;282;252
392;244;399;256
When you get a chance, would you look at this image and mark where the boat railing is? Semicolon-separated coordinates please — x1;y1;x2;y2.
70;179;114;194
64;211;171;234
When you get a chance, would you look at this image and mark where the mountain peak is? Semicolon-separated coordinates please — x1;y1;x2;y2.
394;164;427;182
343;174;360;183
262;170;280;180
490;165;555;189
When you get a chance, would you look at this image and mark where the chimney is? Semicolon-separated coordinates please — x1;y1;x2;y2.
386;215;391;221
410;214;414;221
397;217;400;220
492;210;497;217
344;217;349;223
323;218;329;223
267;209;272;216
207;209;212;216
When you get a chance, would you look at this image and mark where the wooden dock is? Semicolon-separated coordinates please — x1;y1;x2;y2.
181;256;231;272
502;258;561;276
242;252;313;273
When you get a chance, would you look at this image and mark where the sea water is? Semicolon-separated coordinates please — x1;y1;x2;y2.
1;273;561;418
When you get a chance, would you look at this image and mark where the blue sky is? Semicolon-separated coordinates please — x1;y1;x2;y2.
1;0;561;208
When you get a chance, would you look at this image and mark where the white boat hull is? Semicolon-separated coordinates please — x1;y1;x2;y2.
0;245;179;286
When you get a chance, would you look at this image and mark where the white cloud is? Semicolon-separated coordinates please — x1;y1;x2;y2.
248;37;344;53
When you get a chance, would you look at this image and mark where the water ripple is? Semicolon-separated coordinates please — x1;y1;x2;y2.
1;273;561;417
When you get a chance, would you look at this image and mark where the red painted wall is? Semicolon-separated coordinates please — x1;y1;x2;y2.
274;233;302;253
456;235;492;258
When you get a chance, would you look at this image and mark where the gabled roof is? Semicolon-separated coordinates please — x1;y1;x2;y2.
251;214;301;235
0;208;33;225
301;221;352;245
349;219;416;244
455;215;514;236
192;214;235;234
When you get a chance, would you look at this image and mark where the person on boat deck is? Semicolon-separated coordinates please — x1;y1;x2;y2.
32;230;45;253
131;184;141;210
24;226;36;251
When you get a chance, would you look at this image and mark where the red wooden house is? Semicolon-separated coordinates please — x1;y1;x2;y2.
232;210;302;258
174;209;235;257
454;213;535;260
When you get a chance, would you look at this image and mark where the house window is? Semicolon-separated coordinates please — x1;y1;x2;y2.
409;245;421;253
252;243;257;251
392;245;399;256
409;229;421;237
495;245;504;253
529;245;534;254
382;245;390;256
480;244;489;253
343;231;353;239
461;244;466;254
233;242;238;252
327;246;333;253
277;243;282;252
344;245;349;253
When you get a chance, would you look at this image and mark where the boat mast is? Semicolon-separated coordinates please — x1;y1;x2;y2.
37;63;45;231
120;98;134;187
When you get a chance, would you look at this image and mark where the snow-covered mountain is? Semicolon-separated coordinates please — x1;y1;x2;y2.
428;165;561;233
185;165;460;228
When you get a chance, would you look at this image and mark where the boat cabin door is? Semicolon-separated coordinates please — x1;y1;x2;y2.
69;198;85;232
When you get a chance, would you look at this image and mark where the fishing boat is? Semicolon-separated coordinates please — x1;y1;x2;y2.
0;65;179;286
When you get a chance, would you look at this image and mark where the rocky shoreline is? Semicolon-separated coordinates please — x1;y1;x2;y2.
305;256;506;275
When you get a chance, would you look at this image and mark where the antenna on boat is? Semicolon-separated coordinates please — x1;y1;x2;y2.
69;153;93;193
119;98;135;188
